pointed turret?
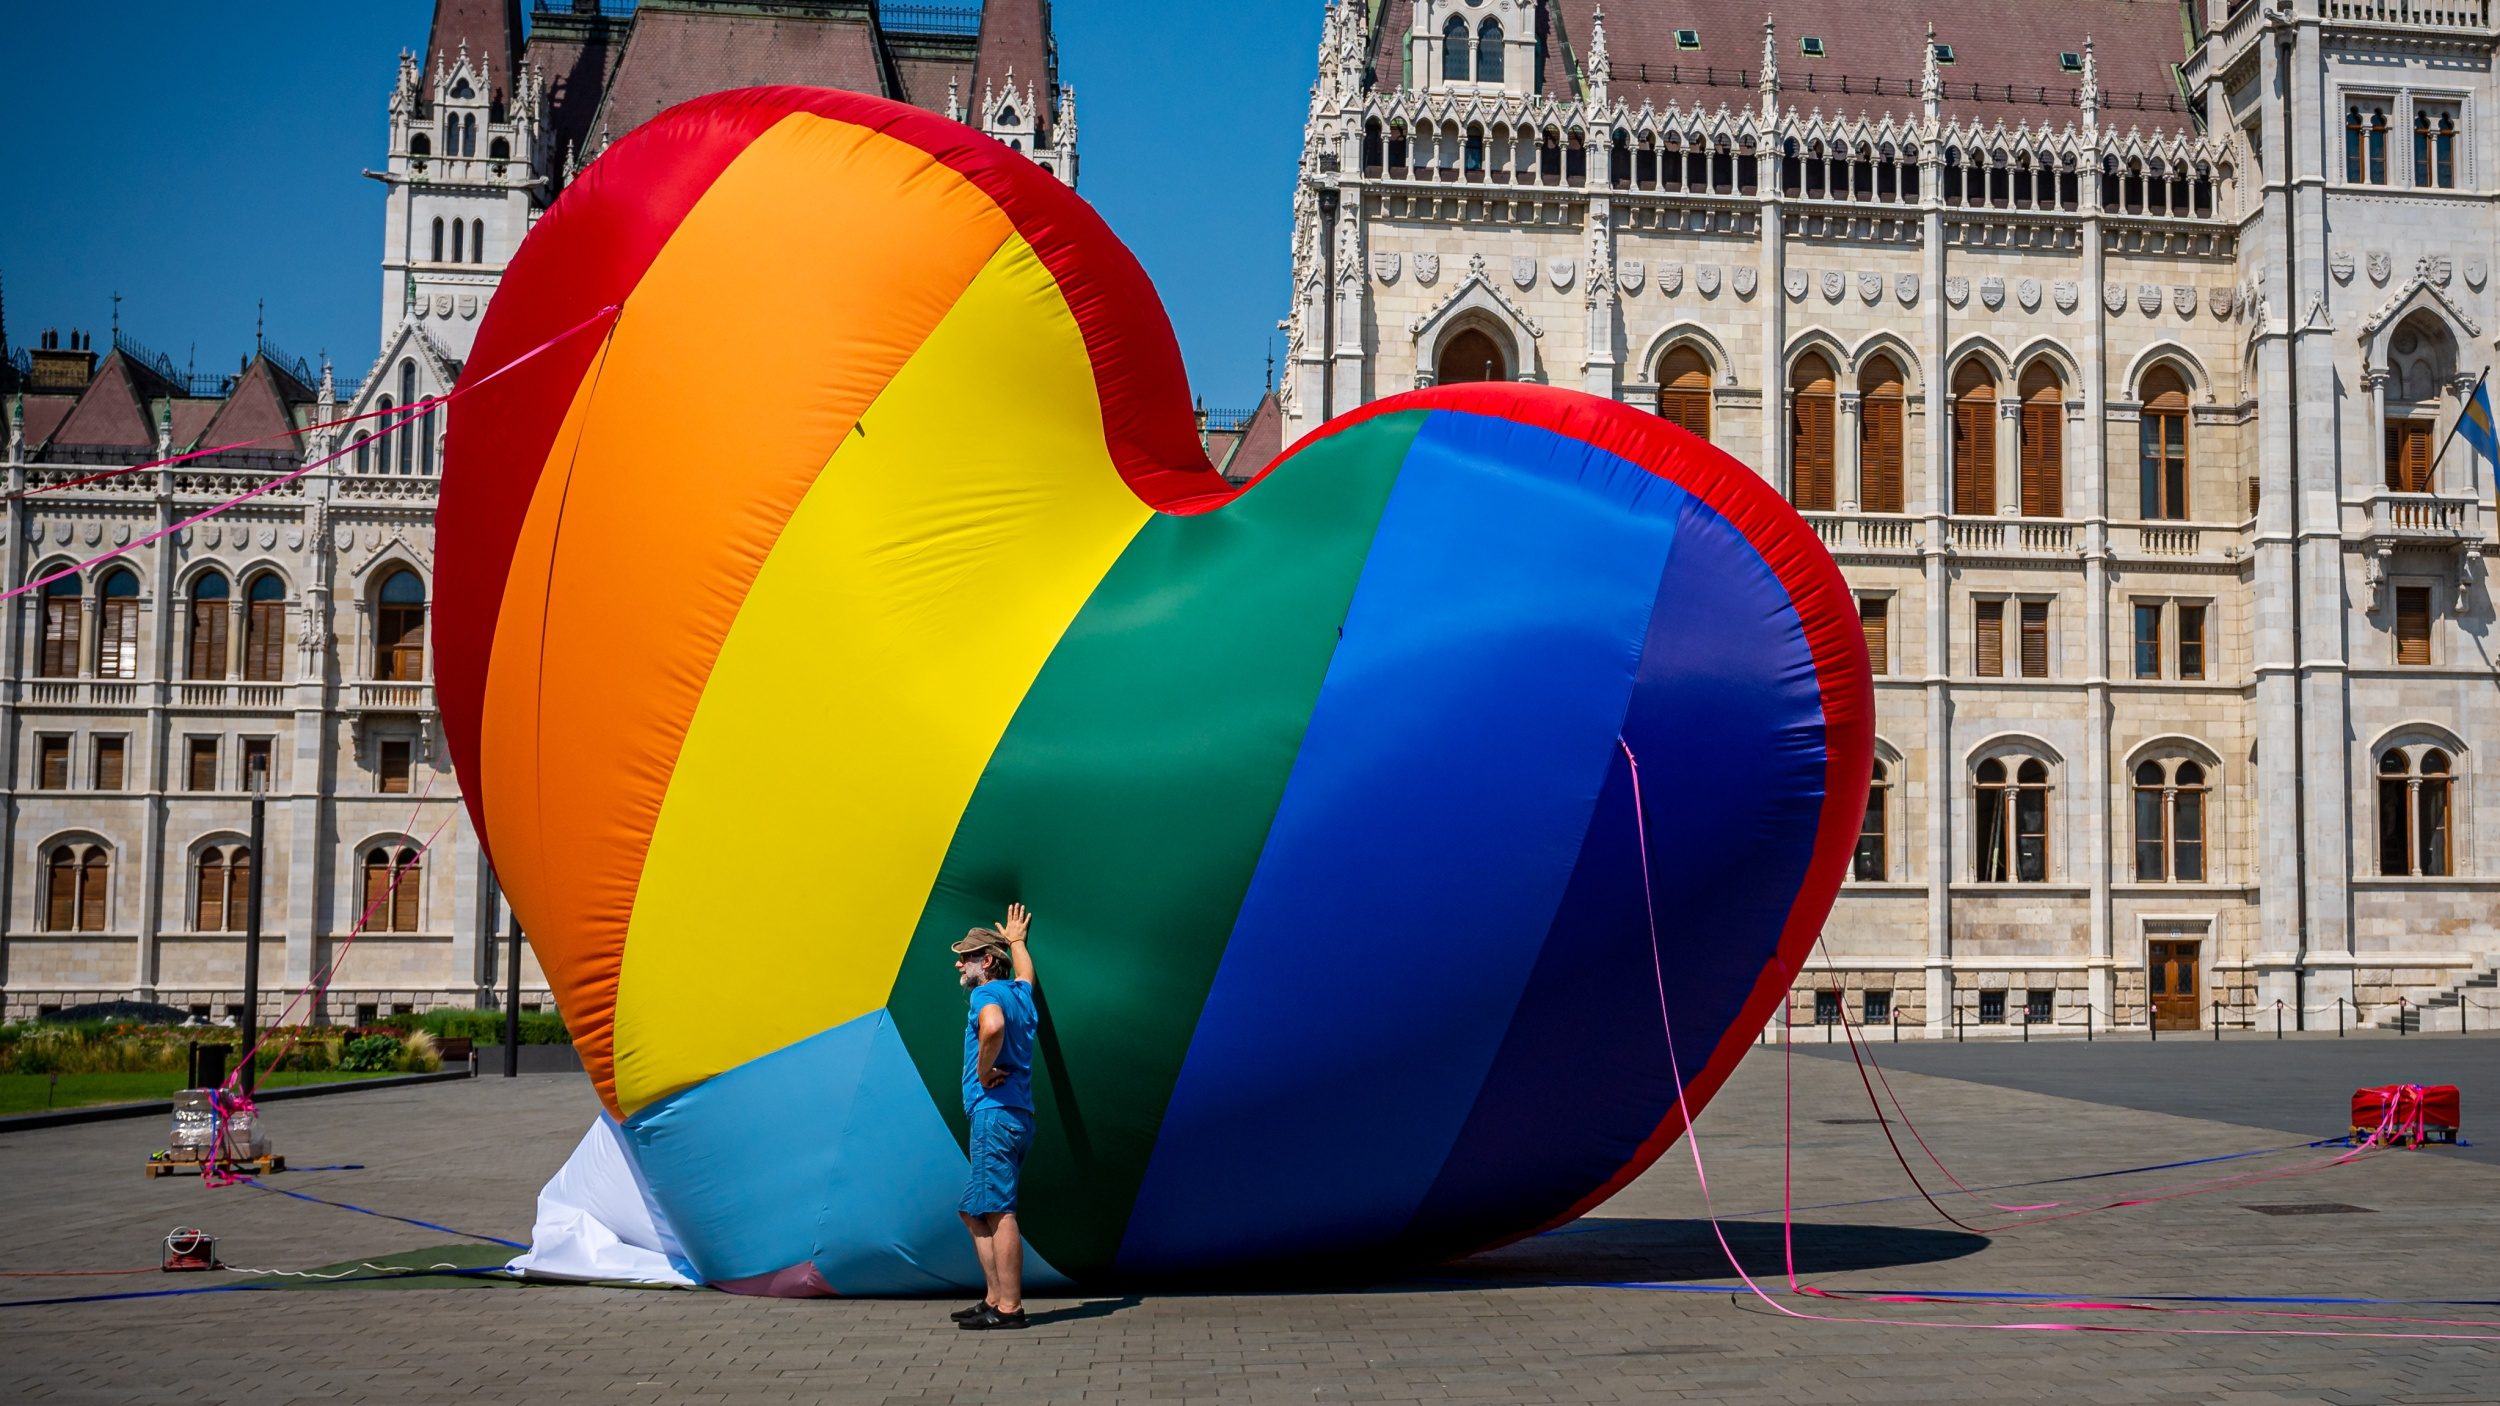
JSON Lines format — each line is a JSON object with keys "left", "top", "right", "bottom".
{"left": 421, "top": 0, "right": 525, "bottom": 115}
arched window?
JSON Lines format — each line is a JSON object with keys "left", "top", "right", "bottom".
{"left": 377, "top": 571, "right": 427, "bottom": 681}
{"left": 397, "top": 361, "right": 419, "bottom": 474}
{"left": 452, "top": 219, "right": 465, "bottom": 263}
{"left": 1950, "top": 360, "right": 1997, "bottom": 516}
{"left": 471, "top": 219, "right": 486, "bottom": 265}
{"left": 1464, "top": 124, "right": 1486, "bottom": 173}
{"left": 353, "top": 432, "right": 371, "bottom": 475}
{"left": 242, "top": 574, "right": 286, "bottom": 683}
{"left": 45, "top": 843, "right": 109, "bottom": 932}
{"left": 1475, "top": 18, "right": 1505, "bottom": 82}
{"left": 1858, "top": 356, "right": 1906, "bottom": 513}
{"left": 188, "top": 572, "right": 230, "bottom": 680}
{"left": 195, "top": 844, "right": 252, "bottom": 932}
{"left": 410, "top": 133, "right": 431, "bottom": 161}
{"left": 2378, "top": 746, "right": 2455, "bottom": 876}
{"left": 2018, "top": 363, "right": 2064, "bottom": 518}
{"left": 373, "top": 398, "right": 395, "bottom": 482}
{"left": 97, "top": 568, "right": 140, "bottom": 680}
{"left": 1854, "top": 756, "right": 1890, "bottom": 881}
{"left": 1657, "top": 346, "right": 1712, "bottom": 441}
{"left": 488, "top": 136, "right": 510, "bottom": 162}
{"left": 1789, "top": 352, "right": 1838, "bottom": 511}
{"left": 2346, "top": 106, "right": 2365, "bottom": 182}
{"left": 1975, "top": 756, "right": 2051, "bottom": 882}
{"left": 364, "top": 846, "right": 423, "bottom": 933}
{"left": 39, "top": 574, "right": 81, "bottom": 679}
{"left": 462, "top": 113, "right": 477, "bottom": 157}
{"left": 431, "top": 217, "right": 445, "bottom": 263}
{"left": 2138, "top": 365, "right": 2190, "bottom": 519}
{"left": 2433, "top": 113, "right": 2456, "bottom": 187}
{"left": 1442, "top": 16, "right": 1470, "bottom": 81}
{"left": 2132, "top": 758, "right": 2208, "bottom": 882}
{"left": 444, "top": 117, "right": 458, "bottom": 156}
{"left": 1435, "top": 326, "right": 1508, "bottom": 385}
{"left": 2367, "top": 106, "right": 2389, "bottom": 184}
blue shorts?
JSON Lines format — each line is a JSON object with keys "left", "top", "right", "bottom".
{"left": 961, "top": 1107, "right": 1035, "bottom": 1218}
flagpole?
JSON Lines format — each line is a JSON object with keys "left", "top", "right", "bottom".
{"left": 2423, "top": 363, "right": 2492, "bottom": 487}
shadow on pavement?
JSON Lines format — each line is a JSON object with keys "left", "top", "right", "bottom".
{"left": 1424, "top": 1217, "right": 1988, "bottom": 1288}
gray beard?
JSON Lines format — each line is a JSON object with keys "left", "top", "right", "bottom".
{"left": 959, "top": 969, "right": 982, "bottom": 991}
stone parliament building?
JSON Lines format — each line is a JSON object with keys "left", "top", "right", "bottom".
{"left": 4, "top": 0, "right": 2494, "bottom": 1035}
{"left": 1281, "top": 0, "right": 2498, "bottom": 1032}
{"left": 0, "top": 0, "right": 1075, "bottom": 1024}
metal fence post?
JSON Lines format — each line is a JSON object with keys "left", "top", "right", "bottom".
{"left": 2275, "top": 999, "right": 2283, "bottom": 1040}
{"left": 2212, "top": 1000, "right": 2221, "bottom": 1041}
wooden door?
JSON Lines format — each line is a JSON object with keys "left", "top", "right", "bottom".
{"left": 2148, "top": 939, "right": 2201, "bottom": 1031}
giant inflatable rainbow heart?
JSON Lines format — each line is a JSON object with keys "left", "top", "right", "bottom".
{"left": 438, "top": 87, "right": 1871, "bottom": 1294}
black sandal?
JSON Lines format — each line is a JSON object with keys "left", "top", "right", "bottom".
{"left": 958, "top": 1305, "right": 1028, "bottom": 1330}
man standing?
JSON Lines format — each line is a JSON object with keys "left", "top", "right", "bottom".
{"left": 951, "top": 901, "right": 1036, "bottom": 1330}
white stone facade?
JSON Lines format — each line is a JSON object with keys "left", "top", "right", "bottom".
{"left": 1283, "top": 0, "right": 2500, "bottom": 1032}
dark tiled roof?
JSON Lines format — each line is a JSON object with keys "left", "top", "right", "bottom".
{"left": 423, "top": 0, "right": 527, "bottom": 112}
{"left": 1370, "top": 1, "right": 2194, "bottom": 131}
{"left": 590, "top": 8, "right": 892, "bottom": 138}
{"left": 46, "top": 351, "right": 173, "bottom": 451}
{"left": 193, "top": 357, "right": 315, "bottom": 461}
{"left": 893, "top": 54, "right": 973, "bottom": 112}
{"left": 1220, "top": 393, "right": 1283, "bottom": 481}
{"left": 526, "top": 21, "right": 630, "bottom": 159}
{"left": 169, "top": 398, "right": 221, "bottom": 453}
{"left": 972, "top": 0, "right": 1056, "bottom": 141}
{"left": 20, "top": 395, "right": 75, "bottom": 452}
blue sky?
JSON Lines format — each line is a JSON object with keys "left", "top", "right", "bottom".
{"left": 0, "top": 2, "right": 1318, "bottom": 408}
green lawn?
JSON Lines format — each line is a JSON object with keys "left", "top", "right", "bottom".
{"left": 0, "top": 1069, "right": 409, "bottom": 1116}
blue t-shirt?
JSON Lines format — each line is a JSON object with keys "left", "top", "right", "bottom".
{"left": 962, "top": 978, "right": 1037, "bottom": 1115}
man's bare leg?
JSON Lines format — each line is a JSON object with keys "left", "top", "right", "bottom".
{"left": 992, "top": 1212, "right": 1024, "bottom": 1314}
{"left": 959, "top": 1212, "right": 998, "bottom": 1306}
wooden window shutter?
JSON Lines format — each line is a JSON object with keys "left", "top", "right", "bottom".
{"left": 197, "top": 853, "right": 225, "bottom": 932}
{"left": 1859, "top": 598, "right": 1889, "bottom": 675}
{"left": 79, "top": 852, "right": 107, "bottom": 931}
{"left": 189, "top": 739, "right": 218, "bottom": 792}
{"left": 391, "top": 855, "right": 421, "bottom": 933}
{"left": 1952, "top": 400, "right": 1995, "bottom": 515}
{"left": 1861, "top": 396, "right": 1904, "bottom": 513}
{"left": 1975, "top": 600, "right": 2004, "bottom": 676}
{"left": 94, "top": 738, "right": 124, "bottom": 791}
{"left": 41, "top": 600, "right": 78, "bottom": 679}
{"left": 39, "top": 738, "right": 68, "bottom": 791}
{"left": 245, "top": 601, "right": 285, "bottom": 682}
{"left": 2177, "top": 604, "right": 2207, "bottom": 680}
{"left": 363, "top": 855, "right": 390, "bottom": 926}
{"left": 2019, "top": 600, "right": 2050, "bottom": 678}
{"left": 189, "top": 605, "right": 228, "bottom": 680}
{"left": 2020, "top": 403, "right": 2062, "bottom": 517}
{"left": 2395, "top": 586, "right": 2432, "bottom": 665}
{"left": 46, "top": 854, "right": 75, "bottom": 931}
{"left": 226, "top": 852, "right": 252, "bottom": 933}
{"left": 379, "top": 740, "right": 412, "bottom": 794}
{"left": 2404, "top": 422, "right": 2433, "bottom": 492}
{"left": 1793, "top": 392, "right": 1836, "bottom": 510}
{"left": 99, "top": 600, "right": 139, "bottom": 680}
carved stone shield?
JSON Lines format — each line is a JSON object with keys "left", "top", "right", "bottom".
{"left": 1549, "top": 257, "right": 1576, "bottom": 291}
{"left": 1944, "top": 276, "right": 1970, "bottom": 307}
{"left": 2367, "top": 251, "right": 2391, "bottom": 285}
{"left": 1784, "top": 270, "right": 1808, "bottom": 300}
{"left": 1896, "top": 274, "right": 1920, "bottom": 305}
{"left": 459, "top": 295, "right": 479, "bottom": 319}
{"left": 2016, "top": 277, "right": 2041, "bottom": 311}
{"left": 1414, "top": 252, "right": 1441, "bottom": 286}
{"left": 1371, "top": 251, "right": 1400, "bottom": 283}
{"left": 1620, "top": 259, "right": 1643, "bottom": 294}
{"left": 2423, "top": 253, "right": 2453, "bottom": 287}
{"left": 1979, "top": 276, "right": 2005, "bottom": 310}
{"left": 434, "top": 293, "right": 454, "bottom": 317}
{"left": 2207, "top": 286, "right": 2234, "bottom": 319}
{"left": 2173, "top": 286, "right": 2197, "bottom": 317}
{"left": 1660, "top": 263, "right": 1684, "bottom": 295}
{"left": 1858, "top": 271, "right": 1883, "bottom": 304}
{"left": 1821, "top": 269, "right": 1846, "bottom": 302}
{"left": 1511, "top": 256, "right": 1538, "bottom": 290}
{"left": 2138, "top": 284, "right": 2162, "bottom": 315}
{"left": 2053, "top": 280, "right": 2078, "bottom": 313}
{"left": 2104, "top": 282, "right": 2127, "bottom": 314}
{"left": 1733, "top": 266, "right": 1758, "bottom": 297}
{"left": 1697, "top": 264, "right": 1723, "bottom": 296}
{"left": 2330, "top": 251, "right": 2355, "bottom": 284}
{"left": 2467, "top": 258, "right": 2488, "bottom": 290}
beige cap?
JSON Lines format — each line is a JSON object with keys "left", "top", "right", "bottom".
{"left": 950, "top": 929, "right": 1008, "bottom": 960}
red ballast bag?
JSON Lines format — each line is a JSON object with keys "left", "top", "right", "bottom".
{"left": 2351, "top": 1084, "right": 2461, "bottom": 1144}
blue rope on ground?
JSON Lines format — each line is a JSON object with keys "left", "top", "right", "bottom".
{"left": 235, "top": 1178, "right": 527, "bottom": 1250}
{"left": 0, "top": 1266, "right": 514, "bottom": 1311}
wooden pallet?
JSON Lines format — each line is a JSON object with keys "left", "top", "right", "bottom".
{"left": 144, "top": 1152, "right": 285, "bottom": 1179}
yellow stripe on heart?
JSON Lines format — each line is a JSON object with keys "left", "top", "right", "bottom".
{"left": 611, "top": 232, "right": 1155, "bottom": 1114}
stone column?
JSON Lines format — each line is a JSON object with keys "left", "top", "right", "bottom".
{"left": 1920, "top": 128, "right": 1954, "bottom": 1031}
{"left": 1839, "top": 391, "right": 1864, "bottom": 511}
{"left": 1330, "top": 186, "right": 1368, "bottom": 408}
{"left": 1997, "top": 396, "right": 2024, "bottom": 517}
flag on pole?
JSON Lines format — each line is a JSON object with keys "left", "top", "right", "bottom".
{"left": 2458, "top": 369, "right": 2499, "bottom": 472}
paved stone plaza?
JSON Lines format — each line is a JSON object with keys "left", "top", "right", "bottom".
{"left": 1, "top": 1035, "right": 2493, "bottom": 1404}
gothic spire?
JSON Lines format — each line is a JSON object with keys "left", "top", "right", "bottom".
{"left": 421, "top": 0, "right": 524, "bottom": 111}
{"left": 1759, "top": 17, "right": 1778, "bottom": 121}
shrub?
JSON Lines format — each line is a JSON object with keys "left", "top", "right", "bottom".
{"left": 338, "top": 1034, "right": 404, "bottom": 1072}
{"left": 414, "top": 1008, "right": 573, "bottom": 1045}
{"left": 393, "top": 1030, "right": 443, "bottom": 1074}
